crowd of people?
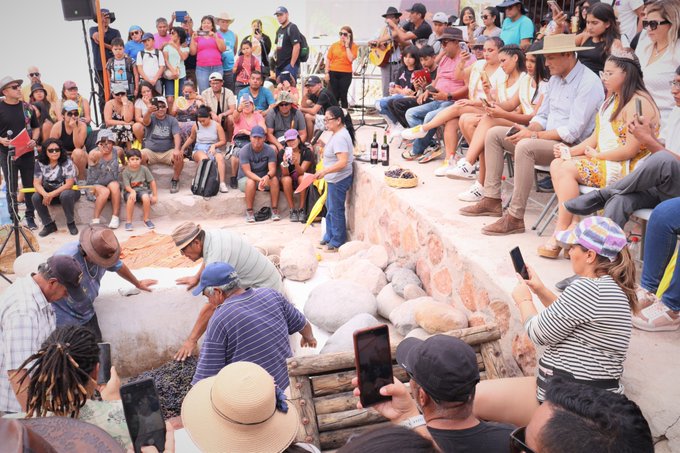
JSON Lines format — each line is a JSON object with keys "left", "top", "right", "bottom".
{"left": 1, "top": 1, "right": 679, "bottom": 452}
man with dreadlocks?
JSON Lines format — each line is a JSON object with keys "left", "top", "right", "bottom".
{"left": 0, "top": 255, "right": 83, "bottom": 414}
{"left": 8, "top": 325, "right": 132, "bottom": 449}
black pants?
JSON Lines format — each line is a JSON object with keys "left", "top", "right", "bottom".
{"left": 84, "top": 313, "right": 103, "bottom": 343}
{"left": 388, "top": 97, "right": 419, "bottom": 128}
{"left": 0, "top": 151, "right": 35, "bottom": 223}
{"left": 329, "top": 71, "right": 353, "bottom": 109}
{"left": 32, "top": 189, "right": 80, "bottom": 226}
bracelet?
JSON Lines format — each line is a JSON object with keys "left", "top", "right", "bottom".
{"left": 398, "top": 415, "right": 426, "bottom": 430}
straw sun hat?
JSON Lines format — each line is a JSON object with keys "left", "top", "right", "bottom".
{"left": 181, "top": 362, "right": 299, "bottom": 453}
{"left": 527, "top": 33, "right": 594, "bottom": 55}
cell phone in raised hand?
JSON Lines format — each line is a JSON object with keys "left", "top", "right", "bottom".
{"left": 354, "top": 324, "right": 393, "bottom": 407}
{"left": 97, "top": 342, "right": 111, "bottom": 385}
{"left": 510, "top": 247, "right": 530, "bottom": 280}
{"left": 548, "top": 0, "right": 563, "bottom": 14}
{"left": 459, "top": 41, "right": 470, "bottom": 53}
{"left": 120, "top": 378, "right": 166, "bottom": 453}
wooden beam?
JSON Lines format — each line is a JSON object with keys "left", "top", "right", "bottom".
{"left": 319, "top": 422, "right": 392, "bottom": 450}
{"left": 288, "top": 375, "right": 321, "bottom": 449}
{"left": 318, "top": 408, "right": 387, "bottom": 432}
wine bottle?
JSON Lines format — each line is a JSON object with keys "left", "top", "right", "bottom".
{"left": 380, "top": 134, "right": 389, "bottom": 166}
{"left": 370, "top": 132, "right": 379, "bottom": 165}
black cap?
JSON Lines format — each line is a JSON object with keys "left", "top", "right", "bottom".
{"left": 382, "top": 6, "right": 402, "bottom": 18}
{"left": 419, "top": 46, "right": 436, "bottom": 57}
{"left": 305, "top": 75, "right": 322, "bottom": 86}
{"left": 46, "top": 255, "right": 85, "bottom": 299}
{"left": 396, "top": 336, "right": 480, "bottom": 402}
{"left": 406, "top": 3, "right": 427, "bottom": 15}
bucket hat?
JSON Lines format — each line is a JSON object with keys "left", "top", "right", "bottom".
{"left": 79, "top": 225, "right": 121, "bottom": 267}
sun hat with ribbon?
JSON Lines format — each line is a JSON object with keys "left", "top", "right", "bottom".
{"left": 171, "top": 221, "right": 202, "bottom": 250}
{"left": 555, "top": 216, "right": 627, "bottom": 261}
{"left": 181, "top": 362, "right": 299, "bottom": 453}
{"left": 527, "top": 33, "right": 594, "bottom": 55}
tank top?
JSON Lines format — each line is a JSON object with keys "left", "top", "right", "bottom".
{"left": 468, "top": 60, "right": 505, "bottom": 100}
{"left": 196, "top": 36, "right": 223, "bottom": 67}
{"left": 60, "top": 121, "right": 76, "bottom": 151}
{"left": 496, "top": 72, "right": 526, "bottom": 104}
{"left": 196, "top": 120, "right": 219, "bottom": 144}
{"left": 578, "top": 37, "right": 606, "bottom": 75}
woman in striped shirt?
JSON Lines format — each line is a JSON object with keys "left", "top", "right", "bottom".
{"left": 473, "top": 216, "right": 637, "bottom": 427}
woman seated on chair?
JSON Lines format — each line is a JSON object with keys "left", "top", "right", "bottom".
{"left": 540, "top": 50, "right": 659, "bottom": 259}
{"left": 401, "top": 37, "right": 505, "bottom": 166}
{"left": 474, "top": 216, "right": 636, "bottom": 428}
{"left": 180, "top": 105, "right": 229, "bottom": 193}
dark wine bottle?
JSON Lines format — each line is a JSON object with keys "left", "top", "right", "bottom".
{"left": 370, "top": 132, "right": 379, "bottom": 165}
{"left": 380, "top": 134, "right": 389, "bottom": 166}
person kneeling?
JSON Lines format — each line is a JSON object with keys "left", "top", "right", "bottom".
{"left": 122, "top": 149, "right": 157, "bottom": 231}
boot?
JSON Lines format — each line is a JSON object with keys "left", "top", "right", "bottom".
{"left": 564, "top": 188, "right": 616, "bottom": 215}
{"left": 459, "top": 197, "right": 502, "bottom": 217}
{"left": 482, "top": 213, "right": 525, "bottom": 236}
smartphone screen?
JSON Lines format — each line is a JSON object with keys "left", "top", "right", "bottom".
{"left": 459, "top": 42, "right": 470, "bottom": 53}
{"left": 481, "top": 98, "right": 491, "bottom": 108}
{"left": 97, "top": 343, "right": 111, "bottom": 385}
{"left": 506, "top": 126, "right": 520, "bottom": 137}
{"left": 121, "top": 379, "right": 166, "bottom": 453}
{"left": 548, "top": 0, "right": 563, "bottom": 14}
{"left": 354, "top": 325, "right": 393, "bottom": 407}
{"left": 635, "top": 98, "right": 643, "bottom": 117}
{"left": 510, "top": 247, "right": 530, "bottom": 280}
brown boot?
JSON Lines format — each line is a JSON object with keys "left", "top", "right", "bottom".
{"left": 459, "top": 197, "right": 502, "bottom": 217}
{"left": 482, "top": 213, "right": 525, "bottom": 236}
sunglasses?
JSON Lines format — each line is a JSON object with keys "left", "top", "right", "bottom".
{"left": 65, "top": 111, "right": 79, "bottom": 117}
{"left": 46, "top": 147, "right": 61, "bottom": 153}
{"left": 481, "top": 14, "right": 490, "bottom": 19}
{"left": 131, "top": 30, "right": 141, "bottom": 35}
{"left": 339, "top": 32, "right": 349, "bottom": 37}
{"left": 29, "top": 72, "right": 41, "bottom": 77}
{"left": 99, "top": 139, "right": 114, "bottom": 145}
{"left": 6, "top": 84, "right": 20, "bottom": 91}
{"left": 114, "top": 92, "right": 126, "bottom": 96}
{"left": 642, "top": 19, "right": 670, "bottom": 30}
{"left": 278, "top": 102, "right": 291, "bottom": 107}
{"left": 509, "top": 427, "right": 536, "bottom": 453}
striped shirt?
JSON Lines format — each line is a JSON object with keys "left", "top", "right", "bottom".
{"left": 525, "top": 275, "right": 631, "bottom": 398}
{"left": 0, "top": 276, "right": 56, "bottom": 412}
{"left": 192, "top": 288, "right": 306, "bottom": 389}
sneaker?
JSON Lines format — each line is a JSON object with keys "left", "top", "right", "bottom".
{"left": 401, "top": 125, "right": 428, "bottom": 140}
{"left": 144, "top": 220, "right": 155, "bottom": 229}
{"left": 290, "top": 209, "right": 299, "bottom": 222}
{"left": 537, "top": 176, "right": 554, "bottom": 192}
{"left": 170, "top": 179, "right": 179, "bottom": 194}
{"left": 92, "top": 218, "right": 101, "bottom": 224}
{"left": 230, "top": 176, "right": 238, "bottom": 190}
{"left": 418, "top": 147, "right": 443, "bottom": 163}
{"left": 219, "top": 182, "right": 229, "bottom": 193}
{"left": 272, "top": 209, "right": 281, "bottom": 221}
{"left": 447, "top": 158, "right": 476, "bottom": 179}
{"left": 299, "top": 210, "right": 307, "bottom": 223}
{"left": 401, "top": 150, "right": 419, "bottom": 161}
{"left": 67, "top": 222, "right": 78, "bottom": 235}
{"left": 125, "top": 222, "right": 133, "bottom": 231}
{"left": 635, "top": 285, "right": 659, "bottom": 311}
{"left": 388, "top": 124, "right": 404, "bottom": 140}
{"left": 632, "top": 300, "right": 680, "bottom": 332}
{"left": 434, "top": 157, "right": 455, "bottom": 177}
{"left": 458, "top": 181, "right": 484, "bottom": 202}
{"left": 108, "top": 216, "right": 120, "bottom": 229}
{"left": 25, "top": 218, "right": 38, "bottom": 230}
{"left": 246, "top": 210, "right": 255, "bottom": 223}
{"left": 38, "top": 222, "right": 58, "bottom": 237}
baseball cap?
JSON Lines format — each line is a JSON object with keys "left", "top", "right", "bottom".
{"left": 112, "top": 85, "right": 127, "bottom": 94}
{"left": 62, "top": 100, "right": 79, "bottom": 112}
{"left": 192, "top": 262, "right": 239, "bottom": 296}
{"left": 250, "top": 125, "right": 266, "bottom": 138}
{"left": 209, "top": 72, "right": 223, "bottom": 81}
{"left": 432, "top": 12, "right": 448, "bottom": 23}
{"left": 305, "top": 75, "right": 322, "bottom": 86}
{"left": 141, "top": 32, "right": 154, "bottom": 41}
{"left": 153, "top": 96, "right": 167, "bottom": 106}
{"left": 396, "top": 335, "right": 480, "bottom": 402}
{"left": 46, "top": 255, "right": 85, "bottom": 299}
{"left": 406, "top": 3, "right": 427, "bottom": 15}
{"left": 555, "top": 216, "right": 627, "bottom": 261}
{"left": 274, "top": 6, "right": 289, "bottom": 15}
{"left": 63, "top": 80, "right": 78, "bottom": 90}
{"left": 96, "top": 129, "right": 115, "bottom": 143}
{"left": 284, "top": 129, "right": 299, "bottom": 141}
{"left": 472, "top": 36, "right": 488, "bottom": 48}
{"left": 239, "top": 93, "right": 253, "bottom": 106}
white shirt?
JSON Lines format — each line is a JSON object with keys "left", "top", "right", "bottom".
{"left": 614, "top": 0, "right": 644, "bottom": 42}
{"left": 660, "top": 105, "right": 680, "bottom": 156}
{"left": 0, "top": 276, "right": 55, "bottom": 412}
{"left": 136, "top": 48, "right": 166, "bottom": 78}
{"left": 636, "top": 32, "right": 680, "bottom": 126}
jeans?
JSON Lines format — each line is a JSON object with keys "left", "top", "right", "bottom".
{"left": 376, "top": 94, "right": 404, "bottom": 125}
{"left": 406, "top": 100, "right": 452, "bottom": 155}
{"left": 641, "top": 197, "right": 680, "bottom": 311}
{"left": 32, "top": 189, "right": 81, "bottom": 226}
{"left": 323, "top": 173, "right": 353, "bottom": 248}
{"left": 277, "top": 64, "right": 300, "bottom": 81}
{"left": 0, "top": 150, "right": 35, "bottom": 223}
{"left": 162, "top": 77, "right": 186, "bottom": 97}
{"left": 196, "top": 65, "right": 224, "bottom": 92}
{"left": 222, "top": 71, "right": 235, "bottom": 93}
{"left": 388, "top": 97, "right": 418, "bottom": 128}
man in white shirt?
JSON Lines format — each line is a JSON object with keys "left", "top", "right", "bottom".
{"left": 614, "top": 0, "right": 645, "bottom": 42}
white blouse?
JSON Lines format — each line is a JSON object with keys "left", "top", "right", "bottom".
{"left": 635, "top": 32, "right": 680, "bottom": 126}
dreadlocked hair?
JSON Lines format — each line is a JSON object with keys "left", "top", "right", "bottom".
{"left": 18, "top": 325, "right": 99, "bottom": 418}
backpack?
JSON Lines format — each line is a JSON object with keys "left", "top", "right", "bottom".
{"left": 191, "top": 158, "right": 219, "bottom": 197}
{"left": 287, "top": 25, "right": 310, "bottom": 63}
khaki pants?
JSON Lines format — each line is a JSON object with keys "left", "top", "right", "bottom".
{"left": 484, "top": 126, "right": 558, "bottom": 219}
{"left": 142, "top": 148, "right": 175, "bottom": 166}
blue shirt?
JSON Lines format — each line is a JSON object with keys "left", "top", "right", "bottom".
{"left": 53, "top": 242, "right": 123, "bottom": 326}
{"left": 125, "top": 40, "right": 145, "bottom": 62}
{"left": 531, "top": 60, "right": 605, "bottom": 144}
{"left": 192, "top": 288, "right": 307, "bottom": 389}
{"left": 500, "top": 15, "right": 534, "bottom": 46}
{"left": 217, "top": 29, "right": 237, "bottom": 71}
{"left": 237, "top": 87, "right": 275, "bottom": 112}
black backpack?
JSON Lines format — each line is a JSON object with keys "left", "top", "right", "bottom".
{"left": 191, "top": 158, "right": 219, "bottom": 197}
{"left": 287, "top": 25, "right": 310, "bottom": 63}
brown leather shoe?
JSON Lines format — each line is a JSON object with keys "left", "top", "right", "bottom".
{"left": 482, "top": 213, "right": 525, "bottom": 235}
{"left": 459, "top": 197, "right": 502, "bottom": 217}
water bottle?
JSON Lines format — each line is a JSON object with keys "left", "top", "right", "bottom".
{"left": 629, "top": 236, "right": 643, "bottom": 277}
{"left": 0, "top": 184, "right": 10, "bottom": 225}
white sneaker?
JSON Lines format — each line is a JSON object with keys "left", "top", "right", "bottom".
{"left": 219, "top": 182, "right": 229, "bottom": 193}
{"left": 632, "top": 300, "right": 680, "bottom": 331}
{"left": 446, "top": 158, "right": 476, "bottom": 179}
{"left": 458, "top": 181, "right": 484, "bottom": 202}
{"left": 401, "top": 125, "right": 428, "bottom": 140}
{"left": 434, "top": 157, "right": 455, "bottom": 177}
{"left": 108, "top": 216, "right": 120, "bottom": 229}
{"left": 91, "top": 218, "right": 100, "bottom": 224}
{"left": 388, "top": 124, "right": 405, "bottom": 140}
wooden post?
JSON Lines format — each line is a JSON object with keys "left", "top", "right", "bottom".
{"left": 288, "top": 374, "right": 321, "bottom": 449}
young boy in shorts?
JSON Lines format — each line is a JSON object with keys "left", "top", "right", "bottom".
{"left": 122, "top": 149, "right": 157, "bottom": 230}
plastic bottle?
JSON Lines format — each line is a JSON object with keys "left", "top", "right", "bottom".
{"left": 0, "top": 184, "right": 10, "bottom": 225}
{"left": 629, "top": 236, "right": 643, "bottom": 277}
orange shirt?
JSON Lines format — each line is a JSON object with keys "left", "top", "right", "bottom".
{"left": 327, "top": 41, "right": 358, "bottom": 73}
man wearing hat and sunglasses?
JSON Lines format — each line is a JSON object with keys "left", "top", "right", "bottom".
{"left": 21, "top": 66, "right": 58, "bottom": 105}
{"left": 52, "top": 225, "right": 157, "bottom": 342}
{"left": 0, "top": 254, "right": 83, "bottom": 413}
{"left": 266, "top": 91, "right": 307, "bottom": 151}
{"left": 353, "top": 335, "right": 514, "bottom": 452}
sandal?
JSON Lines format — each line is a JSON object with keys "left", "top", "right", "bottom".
{"left": 537, "top": 242, "right": 563, "bottom": 259}
{"left": 401, "top": 150, "right": 418, "bottom": 160}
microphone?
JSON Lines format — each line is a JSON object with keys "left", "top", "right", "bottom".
{"left": 6, "top": 130, "right": 13, "bottom": 140}
{"left": 6, "top": 130, "right": 15, "bottom": 159}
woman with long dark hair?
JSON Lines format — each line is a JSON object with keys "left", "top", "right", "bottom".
{"left": 474, "top": 6, "right": 502, "bottom": 39}
{"left": 133, "top": 80, "right": 160, "bottom": 141}
{"left": 190, "top": 15, "right": 226, "bottom": 92}
{"left": 458, "top": 6, "right": 478, "bottom": 42}
{"left": 542, "top": 50, "right": 660, "bottom": 258}
{"left": 324, "top": 26, "right": 358, "bottom": 109}
{"left": 575, "top": 3, "right": 623, "bottom": 74}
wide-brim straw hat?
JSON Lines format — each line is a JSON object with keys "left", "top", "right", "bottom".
{"left": 171, "top": 222, "right": 201, "bottom": 250}
{"left": 182, "top": 362, "right": 299, "bottom": 453}
{"left": 79, "top": 225, "right": 121, "bottom": 268}
{"left": 527, "top": 34, "right": 594, "bottom": 55}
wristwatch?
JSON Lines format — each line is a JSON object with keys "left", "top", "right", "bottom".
{"left": 531, "top": 132, "right": 538, "bottom": 139}
{"left": 398, "top": 415, "right": 426, "bottom": 430}
{"left": 447, "top": 93, "right": 453, "bottom": 101}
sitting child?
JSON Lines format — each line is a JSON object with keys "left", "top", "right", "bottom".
{"left": 122, "top": 149, "right": 157, "bottom": 230}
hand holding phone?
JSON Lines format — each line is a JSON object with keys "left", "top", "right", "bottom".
{"left": 510, "top": 247, "right": 530, "bottom": 280}
{"left": 354, "top": 325, "right": 394, "bottom": 407}
{"left": 548, "top": 0, "right": 563, "bottom": 14}
{"left": 121, "top": 379, "right": 166, "bottom": 453}
{"left": 506, "top": 125, "right": 521, "bottom": 137}
{"left": 97, "top": 343, "right": 111, "bottom": 385}
{"left": 635, "top": 98, "right": 643, "bottom": 118}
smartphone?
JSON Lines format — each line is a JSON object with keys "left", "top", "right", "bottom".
{"left": 425, "top": 84, "right": 439, "bottom": 93}
{"left": 353, "top": 325, "right": 393, "bottom": 407}
{"left": 459, "top": 42, "right": 470, "bottom": 53}
{"left": 481, "top": 98, "right": 491, "bottom": 108}
{"left": 175, "top": 11, "right": 188, "bottom": 23}
{"left": 120, "top": 379, "right": 166, "bottom": 453}
{"left": 548, "top": 0, "right": 563, "bottom": 14}
{"left": 510, "top": 247, "right": 530, "bottom": 280}
{"left": 197, "top": 30, "right": 208, "bottom": 37}
{"left": 635, "top": 98, "right": 643, "bottom": 117}
{"left": 506, "top": 126, "right": 520, "bottom": 137}
{"left": 97, "top": 343, "right": 111, "bottom": 385}
{"left": 559, "top": 144, "right": 571, "bottom": 160}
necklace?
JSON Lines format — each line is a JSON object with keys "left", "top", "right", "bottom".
{"left": 653, "top": 43, "right": 669, "bottom": 57}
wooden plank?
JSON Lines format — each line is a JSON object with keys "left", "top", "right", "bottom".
{"left": 320, "top": 422, "right": 392, "bottom": 450}
{"left": 287, "top": 324, "right": 501, "bottom": 377}
{"left": 311, "top": 365, "right": 409, "bottom": 397}
{"left": 480, "top": 339, "right": 515, "bottom": 379}
{"left": 314, "top": 390, "right": 358, "bottom": 415}
{"left": 318, "top": 408, "right": 387, "bottom": 432}
{"left": 288, "top": 375, "right": 321, "bottom": 449}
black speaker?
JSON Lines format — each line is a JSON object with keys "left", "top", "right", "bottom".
{"left": 61, "top": 0, "right": 96, "bottom": 21}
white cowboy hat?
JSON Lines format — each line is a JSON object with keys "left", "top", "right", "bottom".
{"left": 527, "top": 34, "right": 594, "bottom": 55}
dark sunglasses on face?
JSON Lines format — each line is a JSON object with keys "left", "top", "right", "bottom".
{"left": 65, "top": 111, "right": 79, "bottom": 117}
{"left": 481, "top": 15, "right": 490, "bottom": 19}
{"left": 642, "top": 19, "right": 670, "bottom": 30}
{"left": 339, "top": 32, "right": 349, "bottom": 36}
{"left": 115, "top": 92, "right": 126, "bottom": 96}
{"left": 46, "top": 147, "right": 61, "bottom": 153}
{"left": 29, "top": 72, "right": 40, "bottom": 77}
{"left": 509, "top": 427, "right": 536, "bottom": 453}
{"left": 279, "top": 102, "right": 291, "bottom": 107}
{"left": 6, "top": 85, "right": 20, "bottom": 90}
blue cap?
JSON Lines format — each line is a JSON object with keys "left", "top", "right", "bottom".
{"left": 275, "top": 6, "right": 288, "bottom": 15}
{"left": 129, "top": 25, "right": 142, "bottom": 33}
{"left": 250, "top": 125, "right": 266, "bottom": 138}
{"left": 192, "top": 262, "right": 239, "bottom": 296}
{"left": 142, "top": 32, "right": 154, "bottom": 41}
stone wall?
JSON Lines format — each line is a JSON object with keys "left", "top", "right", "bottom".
{"left": 347, "top": 165, "right": 537, "bottom": 377}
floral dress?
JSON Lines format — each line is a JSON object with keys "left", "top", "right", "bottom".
{"left": 109, "top": 108, "right": 134, "bottom": 145}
